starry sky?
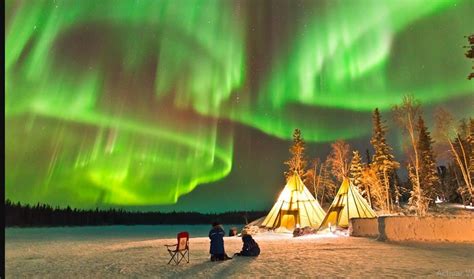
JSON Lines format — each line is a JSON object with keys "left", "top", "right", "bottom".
{"left": 5, "top": 0, "right": 474, "bottom": 212}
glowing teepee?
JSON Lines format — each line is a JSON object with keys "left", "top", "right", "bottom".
{"left": 318, "top": 177, "right": 376, "bottom": 230}
{"left": 261, "top": 172, "right": 326, "bottom": 231}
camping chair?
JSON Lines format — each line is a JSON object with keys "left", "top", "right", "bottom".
{"left": 165, "top": 231, "right": 189, "bottom": 265}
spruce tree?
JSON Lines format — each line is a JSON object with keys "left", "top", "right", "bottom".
{"left": 284, "top": 128, "right": 307, "bottom": 178}
{"left": 370, "top": 108, "right": 400, "bottom": 211}
{"left": 417, "top": 116, "right": 440, "bottom": 204}
{"left": 349, "top": 150, "right": 364, "bottom": 189}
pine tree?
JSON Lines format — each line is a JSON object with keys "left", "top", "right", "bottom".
{"left": 349, "top": 150, "right": 364, "bottom": 189}
{"left": 370, "top": 108, "right": 400, "bottom": 211}
{"left": 284, "top": 128, "right": 307, "bottom": 179}
{"left": 417, "top": 116, "right": 440, "bottom": 204}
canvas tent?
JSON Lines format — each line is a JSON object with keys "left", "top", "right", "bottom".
{"left": 318, "top": 177, "right": 376, "bottom": 230}
{"left": 261, "top": 173, "right": 326, "bottom": 231}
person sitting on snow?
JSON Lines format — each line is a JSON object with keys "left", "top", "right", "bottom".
{"left": 209, "top": 222, "right": 232, "bottom": 261}
{"left": 234, "top": 233, "right": 260, "bottom": 257}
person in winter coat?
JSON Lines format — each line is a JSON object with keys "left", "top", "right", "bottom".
{"left": 234, "top": 234, "right": 260, "bottom": 257}
{"left": 209, "top": 222, "right": 232, "bottom": 261}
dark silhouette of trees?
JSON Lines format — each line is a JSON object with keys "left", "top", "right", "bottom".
{"left": 4, "top": 200, "right": 266, "bottom": 227}
{"left": 435, "top": 108, "right": 473, "bottom": 204}
{"left": 417, "top": 115, "right": 440, "bottom": 205}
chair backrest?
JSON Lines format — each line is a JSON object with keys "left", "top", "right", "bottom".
{"left": 177, "top": 231, "right": 189, "bottom": 251}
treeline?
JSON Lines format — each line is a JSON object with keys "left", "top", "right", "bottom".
{"left": 5, "top": 200, "right": 267, "bottom": 227}
{"left": 286, "top": 94, "right": 473, "bottom": 216}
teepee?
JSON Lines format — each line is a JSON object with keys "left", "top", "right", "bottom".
{"left": 261, "top": 172, "right": 326, "bottom": 231}
{"left": 318, "top": 177, "right": 376, "bottom": 230}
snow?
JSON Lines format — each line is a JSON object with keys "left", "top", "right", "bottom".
{"left": 6, "top": 229, "right": 474, "bottom": 278}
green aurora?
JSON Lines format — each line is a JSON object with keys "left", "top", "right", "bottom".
{"left": 5, "top": 0, "right": 474, "bottom": 209}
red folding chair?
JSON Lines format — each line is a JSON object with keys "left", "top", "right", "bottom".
{"left": 165, "top": 232, "right": 189, "bottom": 265}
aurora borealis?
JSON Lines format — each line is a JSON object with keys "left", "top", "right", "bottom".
{"left": 5, "top": 0, "right": 474, "bottom": 212}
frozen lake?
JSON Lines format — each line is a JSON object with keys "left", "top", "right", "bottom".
{"left": 6, "top": 224, "right": 245, "bottom": 243}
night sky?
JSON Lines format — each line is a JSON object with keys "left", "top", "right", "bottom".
{"left": 5, "top": 0, "right": 474, "bottom": 212}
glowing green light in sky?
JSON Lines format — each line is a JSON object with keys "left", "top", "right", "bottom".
{"left": 5, "top": 0, "right": 473, "bottom": 208}
{"left": 239, "top": 0, "right": 473, "bottom": 140}
{"left": 6, "top": 0, "right": 240, "bottom": 207}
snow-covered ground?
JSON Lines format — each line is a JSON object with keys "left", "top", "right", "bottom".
{"left": 6, "top": 230, "right": 474, "bottom": 278}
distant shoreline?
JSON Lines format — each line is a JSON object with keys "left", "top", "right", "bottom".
{"left": 5, "top": 223, "right": 248, "bottom": 229}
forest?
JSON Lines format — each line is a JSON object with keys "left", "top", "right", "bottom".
{"left": 5, "top": 199, "right": 266, "bottom": 227}
{"left": 287, "top": 95, "right": 473, "bottom": 216}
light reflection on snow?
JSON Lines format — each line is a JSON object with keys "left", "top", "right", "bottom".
{"left": 252, "top": 230, "right": 348, "bottom": 241}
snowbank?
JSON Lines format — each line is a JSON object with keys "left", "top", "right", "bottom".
{"left": 380, "top": 216, "right": 474, "bottom": 243}
{"left": 350, "top": 216, "right": 474, "bottom": 243}
{"left": 348, "top": 218, "right": 378, "bottom": 238}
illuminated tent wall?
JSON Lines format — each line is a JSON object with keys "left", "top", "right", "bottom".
{"left": 261, "top": 173, "right": 326, "bottom": 232}
{"left": 318, "top": 177, "right": 376, "bottom": 230}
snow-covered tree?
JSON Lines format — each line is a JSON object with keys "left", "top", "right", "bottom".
{"left": 360, "top": 165, "right": 385, "bottom": 210}
{"left": 392, "top": 95, "right": 425, "bottom": 215}
{"left": 370, "top": 108, "right": 400, "bottom": 211}
{"left": 407, "top": 163, "right": 429, "bottom": 215}
{"left": 349, "top": 150, "right": 364, "bottom": 189}
{"left": 284, "top": 128, "right": 307, "bottom": 179}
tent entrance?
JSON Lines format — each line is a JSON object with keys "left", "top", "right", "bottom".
{"left": 325, "top": 206, "right": 344, "bottom": 228}
{"left": 278, "top": 210, "right": 299, "bottom": 230}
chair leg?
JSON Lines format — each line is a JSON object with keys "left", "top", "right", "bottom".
{"left": 169, "top": 250, "right": 190, "bottom": 265}
{"left": 176, "top": 251, "right": 185, "bottom": 265}
{"left": 168, "top": 252, "right": 177, "bottom": 265}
